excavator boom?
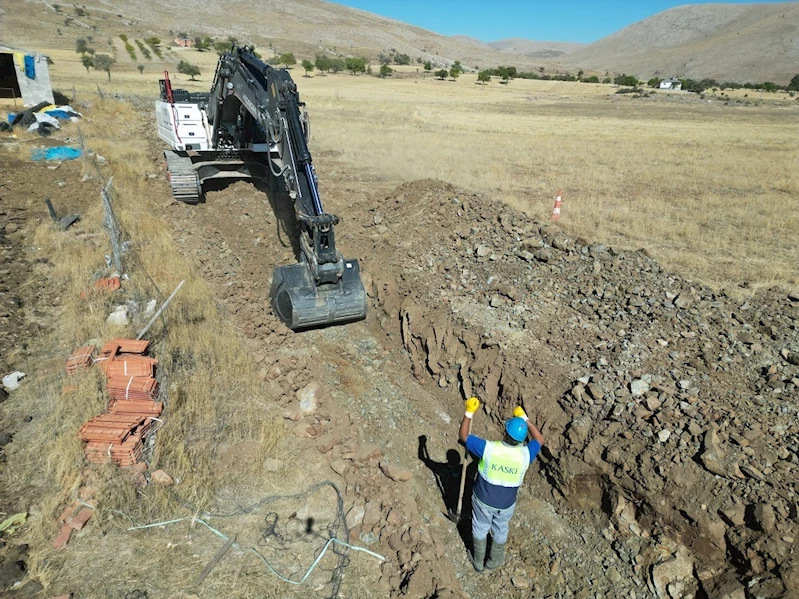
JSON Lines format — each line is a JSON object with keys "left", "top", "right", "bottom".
{"left": 155, "top": 46, "right": 366, "bottom": 329}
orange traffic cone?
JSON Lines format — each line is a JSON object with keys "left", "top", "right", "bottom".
{"left": 551, "top": 190, "right": 563, "bottom": 221}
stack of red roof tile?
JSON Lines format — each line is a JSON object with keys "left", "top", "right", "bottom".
{"left": 80, "top": 413, "right": 156, "bottom": 466}
{"left": 94, "top": 277, "right": 122, "bottom": 292}
{"left": 65, "top": 345, "right": 96, "bottom": 376}
{"left": 72, "top": 338, "right": 164, "bottom": 468}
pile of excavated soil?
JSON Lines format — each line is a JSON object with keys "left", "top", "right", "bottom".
{"left": 361, "top": 179, "right": 799, "bottom": 598}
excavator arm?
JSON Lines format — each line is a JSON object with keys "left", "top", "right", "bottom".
{"left": 204, "top": 46, "right": 366, "bottom": 329}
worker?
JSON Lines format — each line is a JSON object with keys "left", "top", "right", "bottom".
{"left": 459, "top": 399, "right": 544, "bottom": 572}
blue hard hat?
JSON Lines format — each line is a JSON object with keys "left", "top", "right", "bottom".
{"left": 505, "top": 417, "right": 528, "bottom": 442}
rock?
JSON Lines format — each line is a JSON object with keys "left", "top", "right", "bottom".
{"left": 315, "top": 433, "right": 341, "bottom": 454}
{"left": 353, "top": 444, "right": 381, "bottom": 461}
{"left": 699, "top": 427, "right": 728, "bottom": 477}
{"left": 296, "top": 382, "right": 321, "bottom": 414}
{"left": 606, "top": 567, "right": 622, "bottom": 583}
{"left": 0, "top": 432, "right": 12, "bottom": 446}
{"left": 721, "top": 505, "right": 746, "bottom": 527}
{"left": 106, "top": 305, "right": 129, "bottom": 326}
{"left": 511, "top": 574, "right": 530, "bottom": 589}
{"left": 631, "top": 379, "right": 650, "bottom": 396}
{"left": 754, "top": 503, "right": 776, "bottom": 533}
{"left": 651, "top": 550, "right": 696, "bottom": 599}
{"left": 362, "top": 501, "right": 382, "bottom": 528}
{"left": 380, "top": 462, "right": 412, "bottom": 482}
{"left": 658, "top": 430, "right": 672, "bottom": 443}
{"left": 329, "top": 459, "right": 348, "bottom": 477}
{"left": 150, "top": 469, "right": 174, "bottom": 486}
{"left": 475, "top": 245, "right": 491, "bottom": 258}
{"left": 346, "top": 504, "right": 365, "bottom": 528}
{"left": 674, "top": 294, "right": 693, "bottom": 309}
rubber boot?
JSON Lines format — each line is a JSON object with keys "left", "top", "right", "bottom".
{"left": 485, "top": 542, "right": 506, "bottom": 570}
{"left": 470, "top": 537, "right": 487, "bottom": 573}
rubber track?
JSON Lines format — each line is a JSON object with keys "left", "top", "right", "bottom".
{"left": 164, "top": 151, "right": 201, "bottom": 204}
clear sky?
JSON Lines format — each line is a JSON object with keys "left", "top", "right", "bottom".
{"left": 327, "top": 1, "right": 794, "bottom": 44}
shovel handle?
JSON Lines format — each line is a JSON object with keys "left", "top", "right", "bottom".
{"left": 455, "top": 416, "right": 472, "bottom": 516}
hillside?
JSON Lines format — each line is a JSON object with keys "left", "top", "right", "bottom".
{"left": 0, "top": 0, "right": 545, "bottom": 71}
{"left": 562, "top": 2, "right": 799, "bottom": 83}
{"left": 488, "top": 38, "right": 585, "bottom": 59}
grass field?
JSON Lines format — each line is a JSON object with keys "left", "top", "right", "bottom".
{"left": 38, "top": 47, "right": 799, "bottom": 291}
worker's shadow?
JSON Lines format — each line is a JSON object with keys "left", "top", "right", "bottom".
{"left": 417, "top": 435, "right": 477, "bottom": 548}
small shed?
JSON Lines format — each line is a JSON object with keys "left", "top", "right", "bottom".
{"left": 0, "top": 44, "right": 54, "bottom": 107}
{"left": 659, "top": 78, "right": 683, "bottom": 91}
{"left": 174, "top": 37, "right": 193, "bottom": 48}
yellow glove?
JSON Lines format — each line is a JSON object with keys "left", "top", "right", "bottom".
{"left": 464, "top": 397, "right": 480, "bottom": 417}
{"left": 513, "top": 406, "right": 529, "bottom": 420}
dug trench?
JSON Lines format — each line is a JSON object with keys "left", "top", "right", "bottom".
{"left": 150, "top": 95, "right": 799, "bottom": 599}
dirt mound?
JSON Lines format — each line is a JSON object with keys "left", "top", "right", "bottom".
{"left": 364, "top": 178, "right": 799, "bottom": 597}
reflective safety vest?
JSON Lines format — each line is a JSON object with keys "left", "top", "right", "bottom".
{"left": 477, "top": 441, "right": 529, "bottom": 487}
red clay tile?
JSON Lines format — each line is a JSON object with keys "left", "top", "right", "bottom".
{"left": 66, "top": 507, "right": 93, "bottom": 531}
{"left": 58, "top": 502, "right": 79, "bottom": 523}
{"left": 53, "top": 523, "right": 73, "bottom": 550}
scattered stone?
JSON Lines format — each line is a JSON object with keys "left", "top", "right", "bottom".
{"left": 658, "top": 430, "right": 671, "bottom": 443}
{"left": 380, "top": 461, "right": 412, "bottom": 482}
{"left": 296, "top": 382, "right": 321, "bottom": 414}
{"left": 150, "top": 470, "right": 174, "bottom": 486}
{"left": 631, "top": 379, "right": 650, "bottom": 396}
{"left": 754, "top": 503, "right": 776, "bottom": 533}
{"left": 105, "top": 305, "right": 129, "bottom": 326}
{"left": 650, "top": 550, "right": 696, "bottom": 599}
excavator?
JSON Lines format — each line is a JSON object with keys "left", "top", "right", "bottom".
{"left": 155, "top": 45, "right": 366, "bottom": 330}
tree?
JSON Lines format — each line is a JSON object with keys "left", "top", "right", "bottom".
{"left": 137, "top": 64, "right": 144, "bottom": 74}
{"left": 345, "top": 57, "right": 366, "bottom": 75}
{"left": 449, "top": 65, "right": 461, "bottom": 81}
{"left": 788, "top": 74, "right": 799, "bottom": 91}
{"left": 330, "top": 58, "right": 345, "bottom": 73}
{"left": 477, "top": 70, "right": 491, "bottom": 84}
{"left": 394, "top": 53, "right": 411, "bottom": 65}
{"left": 507, "top": 66, "right": 517, "bottom": 79}
{"left": 497, "top": 66, "right": 510, "bottom": 83}
{"left": 301, "top": 59, "right": 314, "bottom": 77}
{"left": 315, "top": 55, "right": 331, "bottom": 73}
{"left": 584, "top": 75, "right": 600, "bottom": 83}
{"left": 423, "top": 61, "right": 432, "bottom": 73}
{"left": 647, "top": 77, "right": 663, "bottom": 88}
{"left": 435, "top": 69, "right": 448, "bottom": 80}
{"left": 93, "top": 53, "right": 115, "bottom": 81}
{"left": 614, "top": 74, "right": 638, "bottom": 87}
{"left": 177, "top": 60, "right": 201, "bottom": 80}
{"left": 76, "top": 38, "right": 88, "bottom": 55}
{"left": 277, "top": 52, "right": 296, "bottom": 68}
{"left": 379, "top": 63, "right": 393, "bottom": 78}
{"left": 81, "top": 55, "right": 93, "bottom": 73}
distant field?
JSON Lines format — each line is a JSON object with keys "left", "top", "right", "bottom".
{"left": 42, "top": 48, "right": 799, "bottom": 292}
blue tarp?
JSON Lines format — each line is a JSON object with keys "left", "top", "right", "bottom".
{"left": 7, "top": 113, "right": 15, "bottom": 124}
{"left": 24, "top": 55, "right": 35, "bottom": 80}
{"left": 31, "top": 146, "right": 82, "bottom": 161}
{"left": 44, "top": 110, "right": 73, "bottom": 120}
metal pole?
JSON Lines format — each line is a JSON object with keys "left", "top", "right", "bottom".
{"left": 45, "top": 199, "right": 58, "bottom": 222}
{"left": 101, "top": 177, "right": 123, "bottom": 274}
{"left": 137, "top": 280, "right": 184, "bottom": 340}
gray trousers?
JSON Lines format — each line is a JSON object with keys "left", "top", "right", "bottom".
{"left": 472, "top": 495, "right": 516, "bottom": 543}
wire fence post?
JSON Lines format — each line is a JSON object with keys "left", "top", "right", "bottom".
{"left": 101, "top": 177, "right": 124, "bottom": 274}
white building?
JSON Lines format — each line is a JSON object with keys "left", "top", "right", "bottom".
{"left": 0, "top": 44, "right": 54, "bottom": 107}
{"left": 659, "top": 78, "right": 683, "bottom": 91}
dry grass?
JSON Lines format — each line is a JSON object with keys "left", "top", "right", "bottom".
{"left": 296, "top": 73, "right": 799, "bottom": 292}
{"left": 3, "top": 98, "right": 290, "bottom": 594}
{"left": 42, "top": 51, "right": 799, "bottom": 289}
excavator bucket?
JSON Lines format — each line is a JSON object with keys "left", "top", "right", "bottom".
{"left": 270, "top": 259, "right": 367, "bottom": 330}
